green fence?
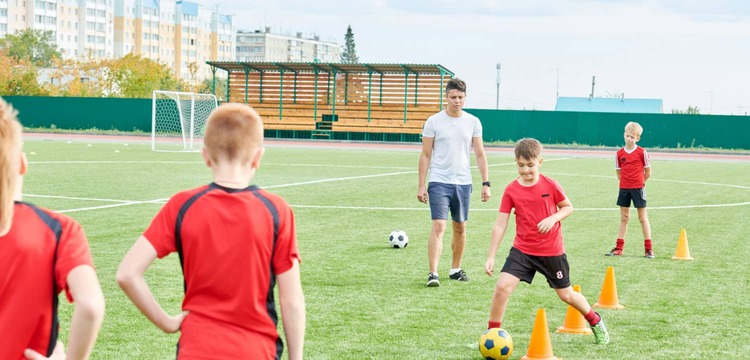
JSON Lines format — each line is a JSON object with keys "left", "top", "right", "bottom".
{"left": 467, "top": 109, "right": 750, "bottom": 150}
{"left": 3, "top": 96, "right": 748, "bottom": 150}
{"left": 4, "top": 96, "right": 152, "bottom": 132}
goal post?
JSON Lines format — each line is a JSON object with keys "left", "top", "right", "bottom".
{"left": 151, "top": 91, "right": 218, "bottom": 152}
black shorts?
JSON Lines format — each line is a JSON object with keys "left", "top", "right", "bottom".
{"left": 617, "top": 188, "right": 647, "bottom": 208}
{"left": 500, "top": 247, "right": 571, "bottom": 289}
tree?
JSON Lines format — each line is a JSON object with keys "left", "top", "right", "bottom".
{"left": 99, "top": 54, "right": 181, "bottom": 98}
{"left": 0, "top": 29, "right": 61, "bottom": 67}
{"left": 671, "top": 106, "right": 701, "bottom": 114}
{"left": 197, "top": 77, "right": 227, "bottom": 102}
{"left": 46, "top": 57, "right": 104, "bottom": 97}
{"left": 0, "top": 50, "right": 49, "bottom": 96}
{"left": 340, "top": 25, "right": 359, "bottom": 63}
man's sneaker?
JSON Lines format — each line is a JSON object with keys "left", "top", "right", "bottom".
{"left": 645, "top": 250, "right": 655, "bottom": 258}
{"left": 449, "top": 269, "right": 469, "bottom": 281}
{"left": 591, "top": 315, "right": 610, "bottom": 345}
{"left": 427, "top": 273, "right": 440, "bottom": 287}
{"left": 605, "top": 248, "right": 623, "bottom": 256}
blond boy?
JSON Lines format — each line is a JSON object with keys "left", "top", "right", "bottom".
{"left": 607, "top": 121, "right": 653, "bottom": 258}
{"left": 117, "top": 103, "right": 306, "bottom": 359}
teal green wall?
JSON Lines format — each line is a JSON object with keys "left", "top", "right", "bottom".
{"left": 3, "top": 96, "right": 152, "bottom": 132}
{"left": 2, "top": 96, "right": 748, "bottom": 149}
{"left": 466, "top": 109, "right": 750, "bottom": 150}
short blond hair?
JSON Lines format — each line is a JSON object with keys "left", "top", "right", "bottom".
{"left": 0, "top": 97, "right": 22, "bottom": 234}
{"left": 625, "top": 122, "right": 643, "bottom": 137}
{"left": 203, "top": 103, "right": 264, "bottom": 164}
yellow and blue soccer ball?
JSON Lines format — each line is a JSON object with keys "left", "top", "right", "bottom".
{"left": 479, "top": 328, "right": 513, "bottom": 360}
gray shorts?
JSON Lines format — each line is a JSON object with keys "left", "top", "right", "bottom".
{"left": 427, "top": 182, "right": 472, "bottom": 222}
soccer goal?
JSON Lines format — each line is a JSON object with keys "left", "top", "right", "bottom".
{"left": 152, "top": 91, "right": 218, "bottom": 152}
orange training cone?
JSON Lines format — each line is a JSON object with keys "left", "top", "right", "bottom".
{"left": 556, "top": 285, "right": 593, "bottom": 335}
{"left": 672, "top": 228, "right": 694, "bottom": 260}
{"left": 594, "top": 266, "right": 625, "bottom": 309}
{"left": 521, "top": 308, "right": 559, "bottom": 360}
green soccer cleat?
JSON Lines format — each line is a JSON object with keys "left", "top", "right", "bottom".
{"left": 591, "top": 315, "right": 610, "bottom": 345}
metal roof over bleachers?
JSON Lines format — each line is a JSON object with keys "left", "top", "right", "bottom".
{"left": 206, "top": 61, "right": 454, "bottom": 76}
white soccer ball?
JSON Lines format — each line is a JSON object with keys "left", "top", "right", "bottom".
{"left": 388, "top": 230, "right": 409, "bottom": 249}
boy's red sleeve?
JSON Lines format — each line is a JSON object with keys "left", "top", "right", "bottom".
{"left": 272, "top": 199, "right": 300, "bottom": 275}
{"left": 54, "top": 216, "right": 94, "bottom": 302}
{"left": 144, "top": 198, "right": 179, "bottom": 258}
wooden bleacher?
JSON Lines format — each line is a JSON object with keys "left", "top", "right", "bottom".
{"left": 205, "top": 62, "right": 454, "bottom": 139}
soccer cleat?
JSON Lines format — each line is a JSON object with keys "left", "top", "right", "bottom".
{"left": 605, "top": 248, "right": 623, "bottom": 256}
{"left": 427, "top": 273, "right": 440, "bottom": 287}
{"left": 591, "top": 315, "right": 610, "bottom": 345}
{"left": 645, "top": 250, "right": 655, "bottom": 258}
{"left": 449, "top": 269, "right": 469, "bottom": 281}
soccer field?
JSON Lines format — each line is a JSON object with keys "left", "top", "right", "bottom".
{"left": 22, "top": 137, "right": 750, "bottom": 359}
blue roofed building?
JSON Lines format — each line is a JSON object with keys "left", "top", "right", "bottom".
{"left": 555, "top": 96, "right": 663, "bottom": 114}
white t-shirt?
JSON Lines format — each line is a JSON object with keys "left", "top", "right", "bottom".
{"left": 422, "top": 110, "right": 483, "bottom": 185}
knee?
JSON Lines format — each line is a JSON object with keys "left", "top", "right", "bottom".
{"left": 620, "top": 213, "right": 630, "bottom": 222}
{"left": 557, "top": 290, "right": 576, "bottom": 303}
{"left": 432, "top": 221, "right": 447, "bottom": 234}
{"left": 453, "top": 223, "right": 467, "bottom": 236}
{"left": 493, "top": 282, "right": 513, "bottom": 298}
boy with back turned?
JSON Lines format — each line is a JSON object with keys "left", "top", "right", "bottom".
{"left": 117, "top": 103, "right": 306, "bottom": 359}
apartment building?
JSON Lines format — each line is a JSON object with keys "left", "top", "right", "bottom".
{"left": 236, "top": 27, "right": 341, "bottom": 63}
{"left": 4, "top": 0, "right": 60, "bottom": 38}
{"left": 0, "top": 0, "right": 343, "bottom": 81}
{"left": 113, "top": 0, "right": 231, "bottom": 80}
{"left": 0, "top": 0, "right": 9, "bottom": 37}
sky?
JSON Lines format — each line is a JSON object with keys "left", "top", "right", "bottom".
{"left": 197, "top": 0, "right": 750, "bottom": 115}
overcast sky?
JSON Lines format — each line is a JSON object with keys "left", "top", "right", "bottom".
{"left": 197, "top": 0, "right": 750, "bottom": 115}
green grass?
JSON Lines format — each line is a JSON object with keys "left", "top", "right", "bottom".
{"left": 21, "top": 139, "right": 750, "bottom": 359}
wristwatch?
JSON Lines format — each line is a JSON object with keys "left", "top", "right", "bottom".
{"left": 482, "top": 181, "right": 491, "bottom": 187}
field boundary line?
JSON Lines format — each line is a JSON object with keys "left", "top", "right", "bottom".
{"left": 291, "top": 201, "right": 750, "bottom": 211}
{"left": 23, "top": 194, "right": 138, "bottom": 203}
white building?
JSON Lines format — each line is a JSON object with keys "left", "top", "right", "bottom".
{"left": 236, "top": 27, "right": 340, "bottom": 63}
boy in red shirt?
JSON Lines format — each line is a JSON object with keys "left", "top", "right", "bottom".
{"left": 606, "top": 121, "right": 653, "bottom": 258}
{"left": 0, "top": 97, "right": 105, "bottom": 360}
{"left": 117, "top": 103, "right": 306, "bottom": 360}
{"left": 484, "top": 138, "right": 609, "bottom": 345}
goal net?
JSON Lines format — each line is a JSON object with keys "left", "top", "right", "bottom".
{"left": 152, "top": 91, "right": 218, "bottom": 152}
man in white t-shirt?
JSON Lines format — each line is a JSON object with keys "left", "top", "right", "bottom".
{"left": 417, "top": 78, "right": 491, "bottom": 287}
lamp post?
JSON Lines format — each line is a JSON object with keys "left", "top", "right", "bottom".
{"left": 496, "top": 63, "right": 501, "bottom": 110}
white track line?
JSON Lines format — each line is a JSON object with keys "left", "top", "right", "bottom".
{"left": 290, "top": 201, "right": 750, "bottom": 212}
{"left": 28, "top": 156, "right": 748, "bottom": 213}
{"left": 29, "top": 161, "right": 202, "bottom": 164}
{"left": 29, "top": 160, "right": 530, "bottom": 170}
{"left": 263, "top": 171, "right": 416, "bottom": 189}
{"left": 57, "top": 199, "right": 168, "bottom": 213}
{"left": 23, "top": 194, "right": 135, "bottom": 203}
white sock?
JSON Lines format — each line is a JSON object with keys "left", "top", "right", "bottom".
{"left": 449, "top": 268, "right": 461, "bottom": 275}
{"left": 430, "top": 272, "right": 439, "bottom": 277}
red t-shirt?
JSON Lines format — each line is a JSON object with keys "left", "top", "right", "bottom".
{"left": 144, "top": 183, "right": 300, "bottom": 359}
{"left": 0, "top": 202, "right": 94, "bottom": 360}
{"left": 499, "top": 175, "right": 567, "bottom": 256}
{"left": 615, "top": 146, "right": 650, "bottom": 189}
